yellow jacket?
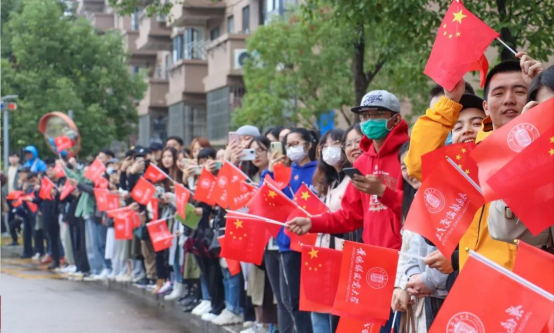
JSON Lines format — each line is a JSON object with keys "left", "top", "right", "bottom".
{"left": 405, "top": 97, "right": 517, "bottom": 270}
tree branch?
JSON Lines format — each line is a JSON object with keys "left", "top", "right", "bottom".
{"left": 364, "top": 59, "right": 386, "bottom": 86}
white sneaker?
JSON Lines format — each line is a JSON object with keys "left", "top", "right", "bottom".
{"left": 61, "top": 265, "right": 76, "bottom": 274}
{"left": 211, "top": 309, "right": 243, "bottom": 326}
{"left": 116, "top": 274, "right": 133, "bottom": 283}
{"left": 93, "top": 268, "right": 111, "bottom": 281}
{"left": 164, "top": 283, "right": 186, "bottom": 301}
{"left": 192, "top": 300, "right": 210, "bottom": 316}
{"left": 157, "top": 281, "right": 173, "bottom": 295}
{"left": 83, "top": 274, "right": 96, "bottom": 282}
{"left": 32, "top": 253, "right": 41, "bottom": 261}
{"left": 71, "top": 272, "right": 84, "bottom": 281}
{"left": 132, "top": 272, "right": 146, "bottom": 283}
{"left": 240, "top": 323, "right": 264, "bottom": 333}
{"left": 201, "top": 312, "right": 217, "bottom": 322}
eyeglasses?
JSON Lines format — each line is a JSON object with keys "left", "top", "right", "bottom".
{"left": 254, "top": 148, "right": 268, "bottom": 155}
{"left": 342, "top": 139, "right": 362, "bottom": 151}
{"left": 285, "top": 141, "right": 307, "bottom": 149}
{"left": 358, "top": 110, "right": 392, "bottom": 121}
{"left": 320, "top": 140, "right": 342, "bottom": 151}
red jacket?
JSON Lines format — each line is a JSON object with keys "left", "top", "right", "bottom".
{"left": 310, "top": 120, "right": 409, "bottom": 250}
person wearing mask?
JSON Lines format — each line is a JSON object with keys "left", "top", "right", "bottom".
{"left": 166, "top": 136, "right": 185, "bottom": 152}
{"left": 5, "top": 153, "right": 21, "bottom": 245}
{"left": 22, "top": 146, "right": 47, "bottom": 173}
{"left": 287, "top": 91, "right": 409, "bottom": 333}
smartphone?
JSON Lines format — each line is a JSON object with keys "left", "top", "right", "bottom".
{"left": 343, "top": 167, "right": 364, "bottom": 179}
{"left": 270, "top": 141, "right": 283, "bottom": 158}
{"left": 194, "top": 166, "right": 203, "bottom": 175}
{"left": 214, "top": 161, "right": 222, "bottom": 170}
{"left": 240, "top": 149, "right": 256, "bottom": 161}
{"left": 228, "top": 132, "right": 239, "bottom": 144}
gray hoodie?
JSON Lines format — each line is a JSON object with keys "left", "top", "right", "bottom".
{"left": 404, "top": 234, "right": 448, "bottom": 298}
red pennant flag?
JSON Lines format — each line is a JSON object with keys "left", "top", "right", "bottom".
{"left": 428, "top": 253, "right": 553, "bottom": 333}
{"left": 149, "top": 198, "right": 159, "bottom": 221}
{"left": 174, "top": 183, "right": 191, "bottom": 220}
{"left": 54, "top": 135, "right": 73, "bottom": 152}
{"left": 53, "top": 163, "right": 66, "bottom": 179}
{"left": 106, "top": 193, "right": 120, "bottom": 211}
{"left": 222, "top": 216, "right": 272, "bottom": 265}
{"left": 39, "top": 177, "right": 55, "bottom": 200}
{"left": 404, "top": 159, "right": 484, "bottom": 257}
{"left": 95, "top": 177, "right": 109, "bottom": 189}
{"left": 487, "top": 126, "right": 554, "bottom": 235}
{"left": 22, "top": 193, "right": 38, "bottom": 212}
{"left": 333, "top": 241, "right": 398, "bottom": 323}
{"left": 84, "top": 158, "right": 106, "bottom": 182}
{"left": 131, "top": 177, "right": 156, "bottom": 205}
{"left": 287, "top": 231, "right": 318, "bottom": 252}
{"left": 60, "top": 179, "right": 76, "bottom": 200}
{"left": 219, "top": 236, "right": 242, "bottom": 276}
{"left": 513, "top": 242, "right": 554, "bottom": 294}
{"left": 422, "top": 142, "right": 478, "bottom": 183}
{"left": 293, "top": 183, "right": 328, "bottom": 215}
{"left": 211, "top": 162, "right": 248, "bottom": 208}
{"left": 193, "top": 168, "right": 217, "bottom": 205}
{"left": 300, "top": 245, "right": 342, "bottom": 311}
{"left": 471, "top": 97, "right": 554, "bottom": 201}
{"left": 228, "top": 181, "right": 258, "bottom": 210}
{"left": 424, "top": 1, "right": 499, "bottom": 90}
{"left": 144, "top": 164, "right": 168, "bottom": 184}
{"left": 94, "top": 188, "right": 109, "bottom": 211}
{"left": 114, "top": 211, "right": 136, "bottom": 240}
{"left": 263, "top": 174, "right": 290, "bottom": 196}
{"left": 336, "top": 318, "right": 381, "bottom": 333}
{"left": 6, "top": 191, "right": 23, "bottom": 200}
{"left": 273, "top": 163, "right": 292, "bottom": 190}
{"left": 108, "top": 208, "right": 141, "bottom": 228}
{"left": 147, "top": 219, "right": 174, "bottom": 252}
{"left": 246, "top": 182, "right": 298, "bottom": 223}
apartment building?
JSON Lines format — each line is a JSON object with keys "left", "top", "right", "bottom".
{"left": 77, "top": 0, "right": 298, "bottom": 147}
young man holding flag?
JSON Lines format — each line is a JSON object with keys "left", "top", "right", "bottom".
{"left": 287, "top": 90, "right": 409, "bottom": 333}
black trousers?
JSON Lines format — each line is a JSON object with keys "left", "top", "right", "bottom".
{"left": 194, "top": 255, "right": 225, "bottom": 315}
{"left": 155, "top": 249, "right": 170, "bottom": 280}
{"left": 280, "top": 251, "right": 313, "bottom": 333}
{"left": 425, "top": 297, "right": 445, "bottom": 330}
{"left": 265, "top": 250, "right": 294, "bottom": 333}
{"left": 70, "top": 218, "right": 90, "bottom": 273}
{"left": 44, "top": 214, "right": 61, "bottom": 262}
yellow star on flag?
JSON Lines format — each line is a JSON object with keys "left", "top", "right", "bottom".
{"left": 449, "top": 34, "right": 453, "bottom": 39}
{"left": 461, "top": 148, "right": 467, "bottom": 153}
{"left": 550, "top": 136, "right": 554, "bottom": 143}
{"left": 549, "top": 148, "right": 554, "bottom": 156}
{"left": 443, "top": 24, "right": 447, "bottom": 28}
{"left": 456, "top": 155, "right": 461, "bottom": 160}
{"left": 309, "top": 248, "right": 319, "bottom": 259}
{"left": 452, "top": 9, "right": 467, "bottom": 24}
{"left": 456, "top": 32, "right": 461, "bottom": 37}
{"left": 234, "top": 219, "right": 243, "bottom": 229}
{"left": 301, "top": 191, "right": 311, "bottom": 201}
{"left": 458, "top": 164, "right": 463, "bottom": 169}
{"left": 465, "top": 169, "right": 470, "bottom": 174}
{"left": 443, "top": 31, "right": 447, "bottom": 36}
{"left": 268, "top": 190, "right": 277, "bottom": 198}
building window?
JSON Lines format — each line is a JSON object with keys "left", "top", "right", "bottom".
{"left": 227, "top": 15, "right": 234, "bottom": 34}
{"left": 210, "top": 27, "right": 220, "bottom": 41}
{"left": 173, "top": 35, "right": 183, "bottom": 62}
{"left": 131, "top": 8, "right": 140, "bottom": 31}
{"left": 242, "top": 6, "right": 250, "bottom": 33}
{"left": 132, "top": 66, "right": 140, "bottom": 76}
{"left": 184, "top": 28, "right": 204, "bottom": 60}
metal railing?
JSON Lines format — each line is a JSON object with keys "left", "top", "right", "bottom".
{"left": 184, "top": 40, "right": 207, "bottom": 60}
{"left": 153, "top": 66, "right": 169, "bottom": 80}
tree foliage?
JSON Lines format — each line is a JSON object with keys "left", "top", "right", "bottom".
{"left": 232, "top": 12, "right": 355, "bottom": 129}
{"left": 1, "top": 0, "right": 146, "bottom": 157}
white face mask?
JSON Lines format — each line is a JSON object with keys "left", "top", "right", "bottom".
{"left": 287, "top": 146, "right": 308, "bottom": 163}
{"left": 322, "top": 146, "right": 342, "bottom": 166}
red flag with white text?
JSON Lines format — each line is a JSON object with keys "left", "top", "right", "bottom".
{"left": 114, "top": 211, "right": 136, "bottom": 240}
{"left": 54, "top": 136, "right": 73, "bottom": 152}
{"left": 174, "top": 183, "right": 190, "bottom": 220}
{"left": 39, "top": 177, "right": 55, "bottom": 200}
{"left": 60, "top": 179, "right": 76, "bottom": 200}
{"left": 147, "top": 219, "right": 174, "bottom": 252}
{"left": 84, "top": 158, "right": 106, "bottom": 182}
{"left": 94, "top": 188, "right": 110, "bottom": 211}
{"left": 228, "top": 181, "right": 258, "bottom": 210}
{"left": 211, "top": 162, "right": 248, "bottom": 208}
{"left": 53, "top": 163, "right": 66, "bottom": 179}
{"left": 336, "top": 318, "right": 381, "bottom": 333}
{"left": 131, "top": 177, "right": 156, "bottom": 205}
{"left": 106, "top": 193, "right": 120, "bottom": 211}
{"left": 193, "top": 169, "right": 217, "bottom": 206}
{"left": 144, "top": 164, "right": 168, "bottom": 184}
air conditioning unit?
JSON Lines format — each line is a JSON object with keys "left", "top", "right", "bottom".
{"left": 234, "top": 49, "right": 250, "bottom": 69}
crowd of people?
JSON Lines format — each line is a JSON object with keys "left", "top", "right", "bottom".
{"left": 2, "top": 54, "right": 553, "bottom": 333}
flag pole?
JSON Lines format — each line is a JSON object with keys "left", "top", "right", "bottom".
{"left": 398, "top": 251, "right": 426, "bottom": 261}
{"left": 390, "top": 311, "right": 398, "bottom": 333}
{"left": 446, "top": 157, "right": 483, "bottom": 195}
{"left": 496, "top": 38, "right": 517, "bottom": 55}
{"left": 265, "top": 182, "right": 312, "bottom": 217}
{"left": 226, "top": 210, "right": 286, "bottom": 226}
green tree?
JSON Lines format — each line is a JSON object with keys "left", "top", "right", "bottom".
{"left": 232, "top": 12, "right": 355, "bottom": 129}
{"left": 1, "top": 0, "right": 146, "bottom": 157}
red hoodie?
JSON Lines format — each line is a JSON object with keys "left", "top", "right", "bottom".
{"left": 310, "top": 120, "right": 409, "bottom": 250}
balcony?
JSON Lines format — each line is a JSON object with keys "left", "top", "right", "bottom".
{"left": 137, "top": 67, "right": 170, "bottom": 115}
{"left": 76, "top": 0, "right": 105, "bottom": 14}
{"left": 136, "top": 14, "right": 172, "bottom": 51}
{"left": 166, "top": 42, "right": 208, "bottom": 105}
{"left": 203, "top": 33, "right": 248, "bottom": 92}
{"left": 169, "top": 0, "right": 226, "bottom": 27}
{"left": 90, "top": 13, "right": 114, "bottom": 33}
{"left": 123, "top": 31, "right": 157, "bottom": 67}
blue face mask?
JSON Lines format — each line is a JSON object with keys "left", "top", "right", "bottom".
{"left": 360, "top": 118, "right": 392, "bottom": 140}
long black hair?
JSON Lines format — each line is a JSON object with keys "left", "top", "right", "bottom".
{"left": 399, "top": 141, "right": 417, "bottom": 221}
{"left": 264, "top": 127, "right": 283, "bottom": 141}
{"left": 245, "top": 136, "right": 271, "bottom": 179}
{"left": 285, "top": 128, "right": 319, "bottom": 162}
{"left": 313, "top": 128, "right": 345, "bottom": 195}
{"left": 528, "top": 64, "right": 554, "bottom": 102}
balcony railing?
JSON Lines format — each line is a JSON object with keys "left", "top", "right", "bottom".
{"left": 152, "top": 66, "right": 169, "bottom": 80}
{"left": 184, "top": 40, "right": 207, "bottom": 60}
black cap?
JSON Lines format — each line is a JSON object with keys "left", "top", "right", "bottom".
{"left": 459, "top": 94, "right": 485, "bottom": 113}
{"left": 18, "top": 166, "right": 31, "bottom": 173}
{"left": 149, "top": 142, "right": 164, "bottom": 151}
{"left": 26, "top": 172, "right": 39, "bottom": 179}
{"left": 134, "top": 146, "right": 151, "bottom": 157}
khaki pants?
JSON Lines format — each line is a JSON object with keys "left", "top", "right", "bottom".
{"left": 141, "top": 240, "right": 156, "bottom": 279}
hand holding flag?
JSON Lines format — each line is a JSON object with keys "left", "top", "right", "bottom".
{"left": 84, "top": 158, "right": 106, "bottom": 182}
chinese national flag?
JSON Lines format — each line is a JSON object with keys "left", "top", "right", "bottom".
{"left": 174, "top": 183, "right": 191, "bottom": 220}
{"left": 54, "top": 136, "right": 73, "bottom": 152}
{"left": 144, "top": 164, "right": 168, "bottom": 184}
{"left": 228, "top": 181, "right": 258, "bottom": 210}
{"left": 487, "top": 126, "right": 554, "bottom": 235}
{"left": 293, "top": 183, "right": 328, "bottom": 215}
{"left": 39, "top": 177, "right": 55, "bottom": 200}
{"left": 471, "top": 97, "right": 554, "bottom": 201}
{"left": 300, "top": 245, "right": 342, "bottom": 312}
{"left": 287, "top": 231, "right": 318, "bottom": 252}
{"left": 106, "top": 193, "right": 120, "bottom": 211}
{"left": 211, "top": 162, "right": 248, "bottom": 208}
{"left": 53, "top": 163, "right": 66, "bottom": 179}
{"left": 404, "top": 159, "right": 484, "bottom": 257}
{"left": 429, "top": 253, "right": 553, "bottom": 333}
{"left": 246, "top": 182, "right": 298, "bottom": 223}
{"left": 336, "top": 318, "right": 381, "bottom": 333}
{"left": 226, "top": 211, "right": 283, "bottom": 239}
{"left": 424, "top": 1, "right": 498, "bottom": 91}
{"left": 94, "top": 189, "right": 110, "bottom": 211}
{"left": 513, "top": 241, "right": 554, "bottom": 294}
{"left": 114, "top": 211, "right": 136, "bottom": 240}
{"left": 95, "top": 177, "right": 109, "bottom": 189}
{"left": 422, "top": 142, "right": 478, "bottom": 183}
{"left": 84, "top": 158, "right": 106, "bottom": 182}
{"left": 222, "top": 216, "right": 272, "bottom": 265}
{"left": 60, "top": 179, "right": 76, "bottom": 200}
{"left": 131, "top": 177, "right": 156, "bottom": 205}
{"left": 219, "top": 236, "right": 242, "bottom": 276}
{"left": 6, "top": 191, "right": 23, "bottom": 200}
{"left": 147, "top": 219, "right": 174, "bottom": 252}
{"left": 273, "top": 163, "right": 292, "bottom": 190}
{"left": 193, "top": 169, "right": 217, "bottom": 206}
{"left": 333, "top": 241, "right": 398, "bottom": 323}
